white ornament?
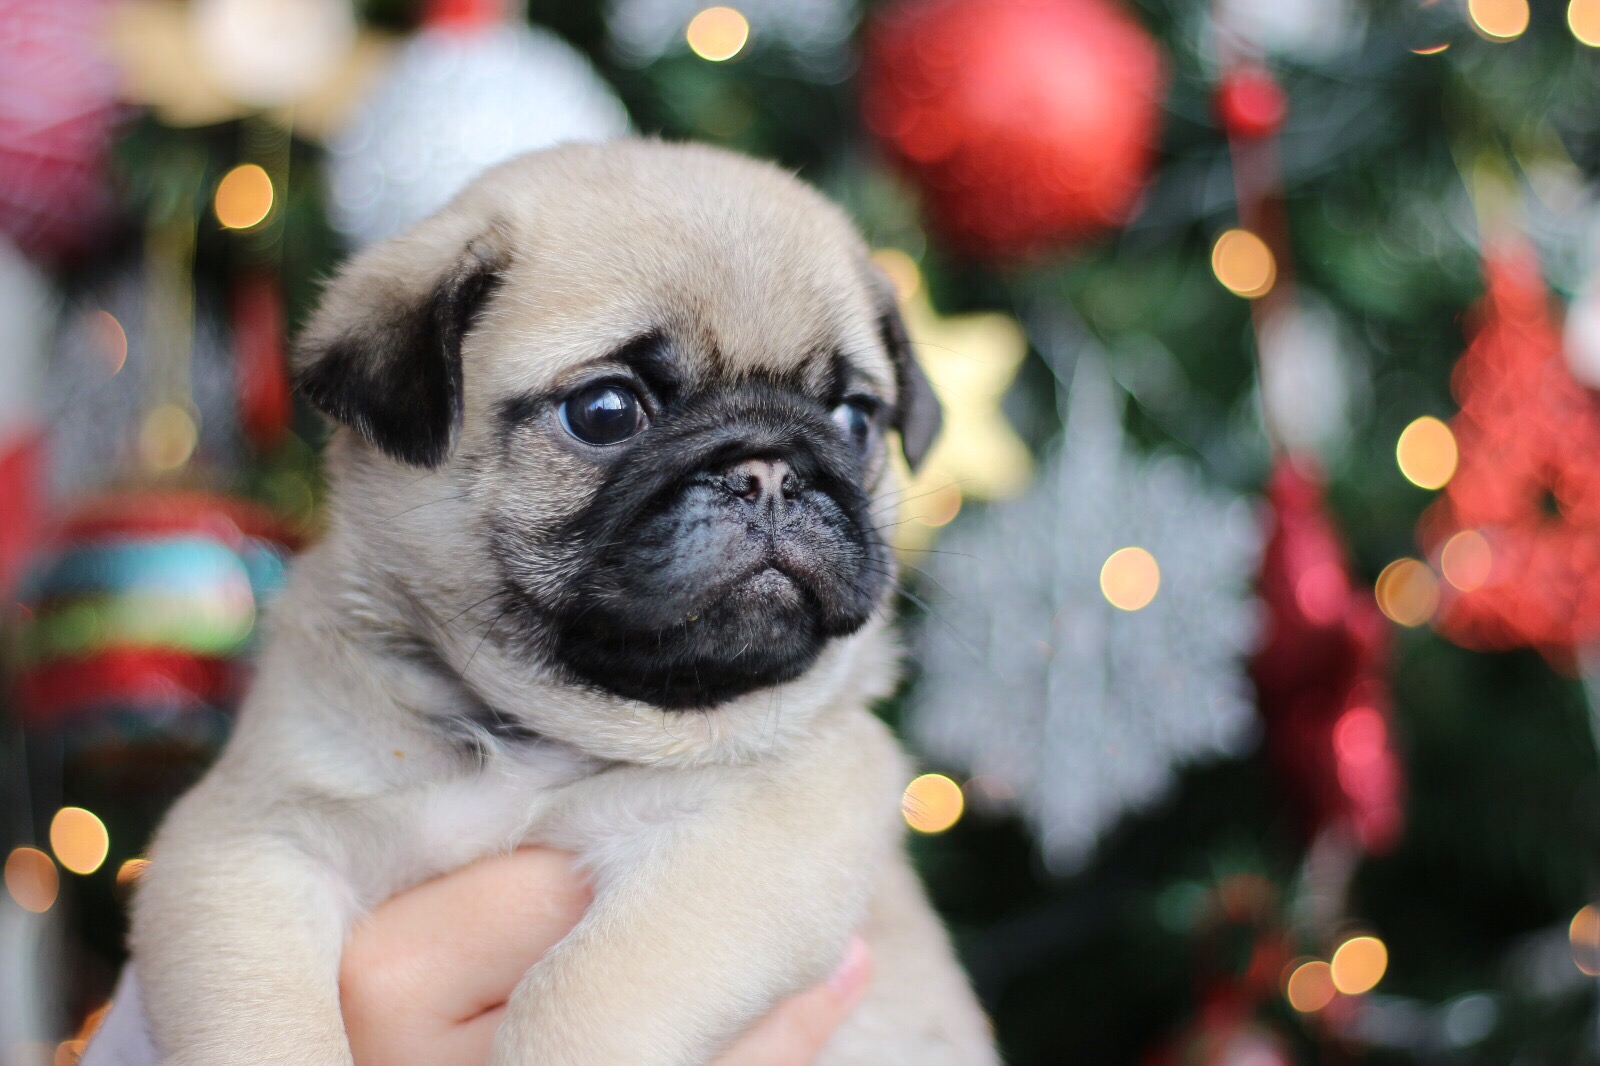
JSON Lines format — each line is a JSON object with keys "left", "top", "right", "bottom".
{"left": 1564, "top": 280, "right": 1600, "bottom": 389}
{"left": 192, "top": 0, "right": 357, "bottom": 108}
{"left": 1256, "top": 297, "right": 1363, "bottom": 460}
{"left": 327, "top": 22, "right": 630, "bottom": 246}
{"left": 910, "top": 353, "right": 1262, "bottom": 873}
{"left": 1214, "top": 0, "right": 1361, "bottom": 61}
{"left": 0, "top": 239, "right": 56, "bottom": 442}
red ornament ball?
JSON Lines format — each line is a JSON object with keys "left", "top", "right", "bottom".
{"left": 862, "top": 0, "right": 1168, "bottom": 260}
{"left": 0, "top": 0, "right": 123, "bottom": 264}
{"left": 1215, "top": 65, "right": 1287, "bottom": 141}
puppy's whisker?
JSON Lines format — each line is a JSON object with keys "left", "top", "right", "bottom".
{"left": 896, "top": 588, "right": 986, "bottom": 664}
{"left": 893, "top": 563, "right": 959, "bottom": 602}
{"left": 869, "top": 477, "right": 976, "bottom": 508}
{"left": 463, "top": 604, "right": 514, "bottom": 673}
{"left": 396, "top": 469, "right": 444, "bottom": 490}
{"left": 444, "top": 590, "right": 505, "bottom": 628}
{"left": 892, "top": 547, "right": 976, "bottom": 559}
{"left": 377, "top": 493, "right": 473, "bottom": 525}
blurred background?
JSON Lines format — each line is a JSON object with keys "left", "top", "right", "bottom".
{"left": 4, "top": 0, "right": 1600, "bottom": 1062}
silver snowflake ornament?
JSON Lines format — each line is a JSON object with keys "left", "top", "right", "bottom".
{"left": 911, "top": 356, "right": 1262, "bottom": 872}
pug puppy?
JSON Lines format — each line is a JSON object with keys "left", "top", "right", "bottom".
{"left": 130, "top": 140, "right": 996, "bottom": 1066}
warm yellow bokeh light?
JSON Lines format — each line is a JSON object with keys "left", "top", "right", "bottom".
{"left": 51, "top": 807, "right": 110, "bottom": 876}
{"left": 1440, "top": 530, "right": 1492, "bottom": 592}
{"left": 1396, "top": 416, "right": 1458, "bottom": 490}
{"left": 1285, "top": 959, "right": 1337, "bottom": 1012}
{"left": 5, "top": 847, "right": 59, "bottom": 913}
{"left": 871, "top": 248, "right": 923, "bottom": 303}
{"left": 1100, "top": 547, "right": 1161, "bottom": 611}
{"left": 1211, "top": 229, "right": 1276, "bottom": 299}
{"left": 1376, "top": 558, "right": 1439, "bottom": 624}
{"left": 1375, "top": 558, "right": 1439, "bottom": 627}
{"left": 75, "top": 1001, "right": 112, "bottom": 1044}
{"left": 140, "top": 403, "right": 200, "bottom": 472}
{"left": 902, "top": 773, "right": 965, "bottom": 834}
{"left": 686, "top": 7, "right": 749, "bottom": 61}
{"left": 1469, "top": 0, "right": 1530, "bottom": 39}
{"left": 1571, "top": 904, "right": 1600, "bottom": 976}
{"left": 1330, "top": 935, "right": 1389, "bottom": 994}
{"left": 214, "top": 163, "right": 274, "bottom": 229}
{"left": 915, "top": 481, "right": 963, "bottom": 528}
{"left": 1573, "top": 0, "right": 1600, "bottom": 44}
{"left": 117, "top": 858, "right": 151, "bottom": 887}
{"left": 1411, "top": 42, "right": 1451, "bottom": 54}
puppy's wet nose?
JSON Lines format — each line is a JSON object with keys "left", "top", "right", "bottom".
{"left": 722, "top": 458, "right": 799, "bottom": 510}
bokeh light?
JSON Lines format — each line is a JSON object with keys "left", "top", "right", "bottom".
{"left": 1440, "top": 529, "right": 1492, "bottom": 591}
{"left": 85, "top": 310, "right": 127, "bottom": 376}
{"left": 871, "top": 247, "right": 923, "bottom": 302}
{"left": 963, "top": 775, "right": 1015, "bottom": 806}
{"left": 1294, "top": 563, "right": 1350, "bottom": 625}
{"left": 1572, "top": 0, "right": 1600, "bottom": 45}
{"left": 1285, "top": 959, "right": 1337, "bottom": 1012}
{"left": 903, "top": 773, "right": 965, "bottom": 834}
{"left": 1396, "top": 416, "right": 1458, "bottom": 489}
{"left": 1375, "top": 558, "right": 1439, "bottom": 627}
{"left": 1211, "top": 229, "right": 1276, "bottom": 298}
{"left": 214, "top": 163, "right": 274, "bottom": 230}
{"left": 139, "top": 403, "right": 199, "bottom": 472}
{"left": 1331, "top": 935, "right": 1389, "bottom": 994}
{"left": 1571, "top": 904, "right": 1600, "bottom": 975}
{"left": 686, "top": 7, "right": 749, "bottom": 61}
{"left": 1333, "top": 706, "right": 1387, "bottom": 766}
{"left": 50, "top": 807, "right": 109, "bottom": 876}
{"left": 1468, "top": 0, "right": 1530, "bottom": 39}
{"left": 5, "top": 847, "right": 59, "bottom": 913}
{"left": 1411, "top": 42, "right": 1451, "bottom": 54}
{"left": 917, "top": 482, "right": 963, "bottom": 528}
{"left": 1574, "top": 902, "right": 1600, "bottom": 966}
{"left": 75, "top": 1002, "right": 111, "bottom": 1044}
{"left": 1100, "top": 547, "right": 1160, "bottom": 611}
{"left": 116, "top": 858, "right": 151, "bottom": 887}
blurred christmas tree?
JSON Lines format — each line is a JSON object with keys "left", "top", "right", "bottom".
{"left": 7, "top": 0, "right": 1600, "bottom": 1062}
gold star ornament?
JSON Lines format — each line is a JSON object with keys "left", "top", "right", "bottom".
{"left": 872, "top": 250, "right": 1033, "bottom": 549}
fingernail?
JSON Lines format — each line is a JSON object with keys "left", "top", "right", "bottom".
{"left": 826, "top": 936, "right": 871, "bottom": 1004}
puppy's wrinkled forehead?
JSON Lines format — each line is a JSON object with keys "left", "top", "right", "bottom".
{"left": 295, "top": 140, "right": 939, "bottom": 474}
{"left": 460, "top": 145, "right": 891, "bottom": 404}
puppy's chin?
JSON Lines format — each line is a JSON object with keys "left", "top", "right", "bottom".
{"left": 549, "top": 566, "right": 837, "bottom": 709}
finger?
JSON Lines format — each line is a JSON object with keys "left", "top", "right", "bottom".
{"left": 341, "top": 848, "right": 591, "bottom": 1029}
{"left": 712, "top": 937, "right": 872, "bottom": 1066}
{"left": 432, "top": 1004, "right": 506, "bottom": 1065}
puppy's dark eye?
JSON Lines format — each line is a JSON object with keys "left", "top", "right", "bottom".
{"left": 560, "top": 383, "right": 647, "bottom": 446}
{"left": 831, "top": 399, "right": 876, "bottom": 453}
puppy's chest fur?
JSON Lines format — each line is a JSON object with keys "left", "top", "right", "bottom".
{"left": 343, "top": 734, "right": 708, "bottom": 906}
{"left": 400, "top": 749, "right": 589, "bottom": 883}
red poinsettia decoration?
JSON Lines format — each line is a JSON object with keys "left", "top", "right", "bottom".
{"left": 1253, "top": 458, "right": 1403, "bottom": 854}
{"left": 1418, "top": 243, "right": 1600, "bottom": 665}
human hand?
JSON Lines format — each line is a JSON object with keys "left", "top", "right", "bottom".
{"left": 338, "top": 848, "right": 872, "bottom": 1066}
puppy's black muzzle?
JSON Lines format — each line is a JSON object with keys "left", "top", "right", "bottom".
{"left": 543, "top": 381, "right": 888, "bottom": 709}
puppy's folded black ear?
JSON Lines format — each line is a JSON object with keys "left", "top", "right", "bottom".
{"left": 869, "top": 271, "right": 943, "bottom": 472}
{"left": 295, "top": 228, "right": 508, "bottom": 467}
